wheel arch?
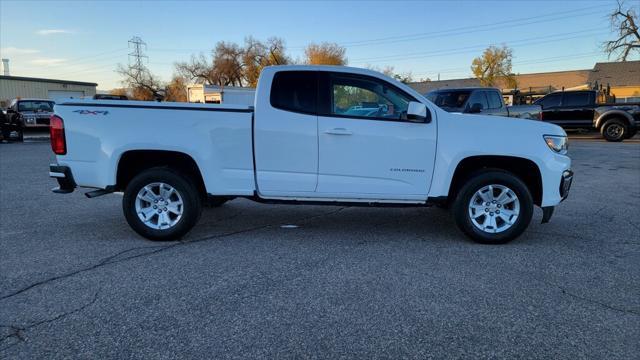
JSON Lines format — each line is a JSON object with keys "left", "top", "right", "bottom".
{"left": 115, "top": 149, "right": 207, "bottom": 199}
{"left": 447, "top": 155, "right": 543, "bottom": 206}
{"left": 595, "top": 110, "right": 633, "bottom": 130}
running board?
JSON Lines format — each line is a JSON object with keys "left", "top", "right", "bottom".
{"left": 85, "top": 187, "right": 115, "bottom": 198}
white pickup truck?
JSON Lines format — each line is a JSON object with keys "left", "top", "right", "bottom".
{"left": 49, "top": 65, "right": 573, "bottom": 244}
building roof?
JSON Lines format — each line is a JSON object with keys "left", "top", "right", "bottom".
{"left": 0, "top": 75, "right": 97, "bottom": 87}
{"left": 409, "top": 61, "right": 640, "bottom": 94}
{"left": 588, "top": 60, "right": 640, "bottom": 87}
{"left": 408, "top": 78, "right": 481, "bottom": 94}
{"left": 513, "top": 69, "right": 590, "bottom": 90}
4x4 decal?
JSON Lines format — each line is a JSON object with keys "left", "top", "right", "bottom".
{"left": 72, "top": 110, "right": 109, "bottom": 115}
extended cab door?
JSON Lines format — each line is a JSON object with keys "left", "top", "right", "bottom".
{"left": 315, "top": 72, "right": 437, "bottom": 200}
{"left": 557, "top": 91, "right": 595, "bottom": 127}
{"left": 254, "top": 71, "right": 319, "bottom": 195}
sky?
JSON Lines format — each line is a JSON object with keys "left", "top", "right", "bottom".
{"left": 0, "top": 0, "right": 635, "bottom": 90}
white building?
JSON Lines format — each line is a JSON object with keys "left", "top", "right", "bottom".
{"left": 187, "top": 84, "right": 255, "bottom": 106}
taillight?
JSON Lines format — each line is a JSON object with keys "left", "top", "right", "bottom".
{"left": 50, "top": 115, "right": 66, "bottom": 155}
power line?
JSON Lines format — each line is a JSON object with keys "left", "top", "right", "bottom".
{"left": 357, "top": 30, "right": 608, "bottom": 64}
{"left": 411, "top": 51, "right": 604, "bottom": 79}
{"left": 288, "top": 4, "right": 609, "bottom": 49}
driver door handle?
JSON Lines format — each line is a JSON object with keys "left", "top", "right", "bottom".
{"left": 324, "top": 128, "right": 353, "bottom": 135}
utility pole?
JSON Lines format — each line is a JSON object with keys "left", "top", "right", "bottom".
{"left": 128, "top": 36, "right": 148, "bottom": 74}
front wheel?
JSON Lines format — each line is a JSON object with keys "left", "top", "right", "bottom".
{"left": 601, "top": 119, "right": 627, "bottom": 142}
{"left": 123, "top": 168, "right": 202, "bottom": 241}
{"left": 452, "top": 170, "right": 533, "bottom": 244}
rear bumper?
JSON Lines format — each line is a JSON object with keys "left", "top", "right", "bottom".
{"left": 49, "top": 164, "right": 76, "bottom": 193}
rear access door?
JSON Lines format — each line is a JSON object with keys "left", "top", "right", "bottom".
{"left": 253, "top": 71, "right": 319, "bottom": 196}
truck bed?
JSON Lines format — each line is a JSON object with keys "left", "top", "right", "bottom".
{"left": 54, "top": 99, "right": 256, "bottom": 195}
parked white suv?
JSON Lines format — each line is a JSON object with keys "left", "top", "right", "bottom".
{"left": 49, "top": 65, "right": 573, "bottom": 244}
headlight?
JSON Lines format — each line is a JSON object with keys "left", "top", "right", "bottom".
{"left": 543, "top": 135, "right": 568, "bottom": 154}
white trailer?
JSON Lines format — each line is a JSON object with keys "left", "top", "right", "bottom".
{"left": 187, "top": 84, "right": 255, "bottom": 106}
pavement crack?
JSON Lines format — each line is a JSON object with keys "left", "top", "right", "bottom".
{"left": 0, "top": 290, "right": 100, "bottom": 352}
{"left": 0, "top": 207, "right": 348, "bottom": 302}
{"left": 545, "top": 281, "right": 640, "bottom": 316}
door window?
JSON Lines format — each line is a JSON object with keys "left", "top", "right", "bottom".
{"left": 327, "top": 74, "right": 414, "bottom": 121}
{"left": 563, "top": 92, "right": 590, "bottom": 107}
{"left": 536, "top": 93, "right": 562, "bottom": 109}
{"left": 486, "top": 91, "right": 503, "bottom": 109}
{"left": 270, "top": 71, "right": 317, "bottom": 114}
{"left": 467, "top": 91, "right": 489, "bottom": 110}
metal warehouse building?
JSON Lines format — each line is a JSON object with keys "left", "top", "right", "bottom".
{"left": 0, "top": 75, "right": 97, "bottom": 106}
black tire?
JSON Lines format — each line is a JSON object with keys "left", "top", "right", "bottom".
{"left": 16, "top": 128, "right": 24, "bottom": 142}
{"left": 123, "top": 168, "right": 202, "bottom": 241}
{"left": 452, "top": 170, "right": 533, "bottom": 244}
{"left": 600, "top": 118, "right": 627, "bottom": 142}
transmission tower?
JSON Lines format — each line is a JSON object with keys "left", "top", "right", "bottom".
{"left": 128, "top": 36, "right": 148, "bottom": 72}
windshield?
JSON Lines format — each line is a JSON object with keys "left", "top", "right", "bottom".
{"left": 426, "top": 90, "right": 471, "bottom": 111}
{"left": 18, "top": 100, "right": 54, "bottom": 112}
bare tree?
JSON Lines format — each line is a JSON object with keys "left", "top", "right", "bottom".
{"left": 175, "top": 37, "right": 290, "bottom": 88}
{"left": 366, "top": 65, "right": 414, "bottom": 84}
{"left": 604, "top": 0, "right": 640, "bottom": 61}
{"left": 304, "top": 42, "right": 347, "bottom": 65}
{"left": 116, "top": 64, "right": 164, "bottom": 100}
{"left": 243, "top": 37, "right": 290, "bottom": 87}
{"left": 175, "top": 54, "right": 218, "bottom": 85}
{"left": 212, "top": 41, "right": 244, "bottom": 86}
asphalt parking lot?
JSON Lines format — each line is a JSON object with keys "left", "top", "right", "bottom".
{"left": 1, "top": 138, "right": 639, "bottom": 359}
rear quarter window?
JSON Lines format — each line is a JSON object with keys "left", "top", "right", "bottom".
{"left": 270, "top": 71, "right": 318, "bottom": 114}
{"left": 487, "top": 91, "right": 503, "bottom": 109}
{"left": 563, "top": 92, "right": 591, "bottom": 107}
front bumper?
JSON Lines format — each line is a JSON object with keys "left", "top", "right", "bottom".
{"left": 540, "top": 169, "right": 573, "bottom": 224}
{"left": 49, "top": 164, "right": 76, "bottom": 193}
{"left": 560, "top": 169, "right": 573, "bottom": 200}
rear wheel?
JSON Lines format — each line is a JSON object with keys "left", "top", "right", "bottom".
{"left": 601, "top": 118, "right": 627, "bottom": 142}
{"left": 123, "top": 168, "right": 202, "bottom": 241}
{"left": 452, "top": 170, "right": 533, "bottom": 244}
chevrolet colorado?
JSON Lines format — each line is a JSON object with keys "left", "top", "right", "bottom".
{"left": 49, "top": 66, "right": 573, "bottom": 244}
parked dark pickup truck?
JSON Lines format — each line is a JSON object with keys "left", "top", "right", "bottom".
{"left": 534, "top": 90, "right": 640, "bottom": 142}
{"left": 425, "top": 87, "right": 541, "bottom": 120}
{"left": 4, "top": 98, "right": 55, "bottom": 141}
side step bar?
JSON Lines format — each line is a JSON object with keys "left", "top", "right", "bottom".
{"left": 85, "top": 187, "right": 115, "bottom": 198}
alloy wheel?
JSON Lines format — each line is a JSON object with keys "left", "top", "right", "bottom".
{"left": 468, "top": 184, "right": 520, "bottom": 233}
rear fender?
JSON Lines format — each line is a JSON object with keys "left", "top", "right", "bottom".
{"left": 594, "top": 110, "right": 633, "bottom": 129}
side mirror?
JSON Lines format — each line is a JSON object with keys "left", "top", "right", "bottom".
{"left": 467, "top": 103, "right": 483, "bottom": 113}
{"left": 406, "top": 101, "right": 429, "bottom": 123}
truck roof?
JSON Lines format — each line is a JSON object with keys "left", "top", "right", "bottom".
{"left": 263, "top": 65, "right": 404, "bottom": 80}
